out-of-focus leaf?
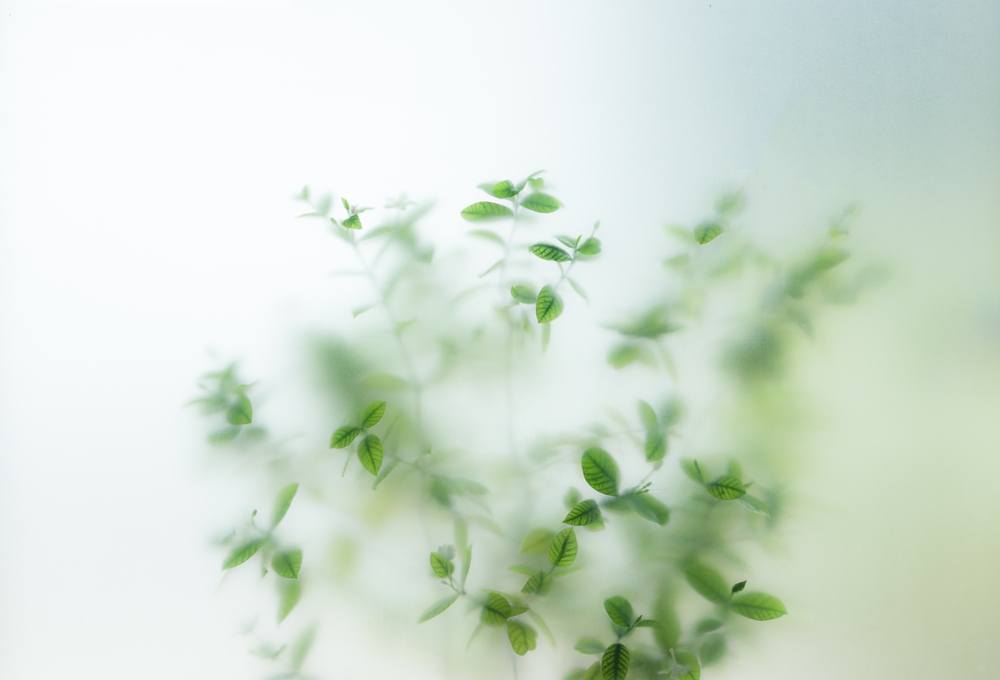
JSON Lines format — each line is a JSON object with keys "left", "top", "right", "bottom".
{"left": 461, "top": 201, "right": 513, "bottom": 221}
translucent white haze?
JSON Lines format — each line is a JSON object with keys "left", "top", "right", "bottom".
{"left": 1, "top": 1, "right": 998, "bottom": 679}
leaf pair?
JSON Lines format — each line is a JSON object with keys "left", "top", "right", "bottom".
{"left": 329, "top": 401, "right": 388, "bottom": 476}
{"left": 683, "top": 562, "right": 786, "bottom": 620}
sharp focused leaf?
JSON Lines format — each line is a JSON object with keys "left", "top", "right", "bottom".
{"left": 357, "top": 434, "right": 384, "bottom": 475}
{"left": 575, "top": 638, "right": 606, "bottom": 655}
{"left": 535, "top": 285, "right": 564, "bottom": 323}
{"left": 461, "top": 201, "right": 513, "bottom": 221}
{"left": 272, "top": 548, "right": 303, "bottom": 579}
{"left": 581, "top": 447, "right": 620, "bottom": 496}
{"left": 359, "top": 400, "right": 387, "bottom": 428}
{"left": 330, "top": 425, "right": 363, "bottom": 448}
{"left": 601, "top": 643, "right": 630, "bottom": 680}
{"left": 226, "top": 392, "right": 253, "bottom": 425}
{"left": 529, "top": 243, "right": 572, "bottom": 262}
{"left": 731, "top": 580, "right": 747, "bottom": 594}
{"left": 222, "top": 539, "right": 263, "bottom": 569}
{"left": 627, "top": 493, "right": 670, "bottom": 525}
{"left": 506, "top": 619, "right": 538, "bottom": 655}
{"left": 479, "top": 180, "right": 518, "bottom": 198}
{"left": 520, "top": 528, "right": 555, "bottom": 554}
{"left": 603, "top": 596, "right": 635, "bottom": 628}
{"left": 693, "top": 221, "right": 723, "bottom": 244}
{"left": 730, "top": 592, "right": 787, "bottom": 620}
{"left": 563, "top": 499, "right": 602, "bottom": 526}
{"left": 521, "top": 192, "right": 561, "bottom": 213}
{"left": 547, "top": 527, "right": 578, "bottom": 567}
{"left": 705, "top": 476, "right": 746, "bottom": 500}
{"left": 481, "top": 591, "right": 513, "bottom": 626}
{"left": 511, "top": 284, "right": 538, "bottom": 304}
{"left": 418, "top": 593, "right": 460, "bottom": 622}
{"left": 683, "top": 562, "right": 730, "bottom": 604}
{"left": 271, "top": 483, "right": 299, "bottom": 528}
{"left": 429, "top": 551, "right": 454, "bottom": 578}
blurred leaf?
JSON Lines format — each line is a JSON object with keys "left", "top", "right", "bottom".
{"left": 271, "top": 483, "right": 299, "bottom": 528}
{"left": 705, "top": 476, "right": 746, "bottom": 500}
{"left": 507, "top": 619, "right": 538, "bottom": 655}
{"left": 468, "top": 228, "right": 505, "bottom": 246}
{"left": 567, "top": 277, "right": 589, "bottom": 301}
{"left": 674, "top": 648, "right": 701, "bottom": 680}
{"left": 511, "top": 284, "right": 538, "bottom": 304}
{"left": 521, "top": 570, "right": 550, "bottom": 594}
{"left": 342, "top": 213, "right": 362, "bottom": 230}
{"left": 680, "top": 458, "right": 705, "bottom": 484}
{"left": 601, "top": 643, "right": 630, "bottom": 680}
{"left": 419, "top": 593, "right": 460, "bottom": 622}
{"left": 694, "top": 618, "right": 723, "bottom": 634}
{"left": 536, "top": 285, "right": 564, "bottom": 323}
{"left": 603, "top": 596, "right": 635, "bottom": 628}
{"left": 330, "top": 425, "right": 363, "bottom": 448}
{"left": 581, "top": 447, "right": 620, "bottom": 496}
{"left": 479, "top": 258, "right": 505, "bottom": 278}
{"left": 607, "top": 343, "right": 646, "bottom": 368}
{"left": 699, "top": 633, "right": 727, "bottom": 666}
{"left": 430, "top": 551, "right": 454, "bottom": 578}
{"left": 521, "top": 192, "right": 561, "bottom": 213}
{"left": 479, "top": 180, "right": 518, "bottom": 198}
{"left": 693, "top": 222, "right": 723, "bottom": 244}
{"left": 461, "top": 201, "right": 513, "bottom": 221}
{"left": 272, "top": 548, "right": 303, "bottom": 579}
{"left": 277, "top": 579, "right": 301, "bottom": 622}
{"left": 611, "top": 305, "right": 679, "bottom": 339}
{"left": 557, "top": 234, "right": 580, "bottom": 249}
{"left": 481, "top": 591, "right": 513, "bottom": 626}
{"left": 222, "top": 539, "right": 263, "bottom": 570}
{"left": 627, "top": 494, "right": 669, "bottom": 525}
{"left": 520, "top": 528, "right": 555, "bottom": 555}
{"left": 529, "top": 243, "right": 572, "bottom": 262}
{"left": 563, "top": 499, "right": 602, "bottom": 526}
{"left": 637, "top": 401, "right": 658, "bottom": 432}
{"left": 683, "top": 562, "right": 730, "bottom": 604}
{"left": 575, "top": 638, "right": 606, "bottom": 655}
{"left": 226, "top": 392, "right": 253, "bottom": 425}
{"left": 731, "top": 592, "right": 787, "bottom": 620}
{"left": 359, "top": 400, "right": 387, "bottom": 428}
{"left": 578, "top": 237, "right": 602, "bottom": 256}
{"left": 357, "top": 434, "right": 384, "bottom": 475}
{"left": 548, "top": 528, "right": 578, "bottom": 567}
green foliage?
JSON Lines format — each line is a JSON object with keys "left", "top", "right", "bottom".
{"left": 693, "top": 222, "right": 723, "bottom": 244}
{"left": 359, "top": 400, "right": 387, "bottom": 428}
{"left": 419, "top": 593, "right": 460, "bottom": 622}
{"left": 481, "top": 591, "right": 513, "bottom": 626}
{"left": 529, "top": 243, "right": 572, "bottom": 262}
{"left": 222, "top": 539, "right": 263, "bottom": 570}
{"left": 507, "top": 619, "right": 539, "bottom": 655}
{"left": 548, "top": 528, "right": 579, "bottom": 567}
{"left": 731, "top": 592, "right": 787, "bottom": 620}
{"left": 603, "top": 596, "right": 635, "bottom": 628}
{"left": 330, "top": 425, "right": 363, "bottom": 448}
{"left": 272, "top": 548, "right": 303, "bottom": 579}
{"left": 357, "top": 434, "right": 384, "bottom": 475}
{"left": 581, "top": 447, "right": 620, "bottom": 496}
{"left": 511, "top": 284, "right": 538, "bottom": 304}
{"left": 705, "top": 476, "right": 746, "bottom": 500}
{"left": 521, "top": 192, "right": 561, "bottom": 213}
{"left": 564, "top": 499, "right": 603, "bottom": 526}
{"left": 683, "top": 562, "right": 731, "bottom": 604}
{"left": 271, "top": 483, "right": 299, "bottom": 528}
{"left": 461, "top": 201, "right": 514, "bottom": 221}
{"left": 536, "top": 285, "right": 564, "bottom": 323}
{"left": 601, "top": 643, "right": 630, "bottom": 680}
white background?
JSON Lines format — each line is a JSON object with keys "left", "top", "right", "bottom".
{"left": 2, "top": 1, "right": 999, "bottom": 678}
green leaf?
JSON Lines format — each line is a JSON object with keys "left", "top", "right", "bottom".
{"left": 607, "top": 343, "right": 645, "bottom": 368}
{"left": 601, "top": 643, "right": 630, "bottom": 680}
{"left": 468, "top": 228, "right": 505, "bottom": 246}
{"left": 226, "top": 392, "right": 253, "bottom": 425}
{"left": 481, "top": 591, "right": 513, "bottom": 626}
{"left": 699, "top": 633, "right": 727, "bottom": 666}
{"left": 683, "top": 562, "right": 730, "bottom": 604}
{"left": 520, "top": 528, "right": 555, "bottom": 555}
{"left": 521, "top": 192, "right": 561, "bottom": 213}
{"left": 705, "top": 476, "right": 746, "bottom": 500}
{"left": 479, "top": 180, "right": 518, "bottom": 198}
{"left": 731, "top": 580, "right": 747, "bottom": 594}
{"left": 637, "top": 400, "right": 658, "bottom": 432}
{"left": 644, "top": 431, "right": 666, "bottom": 462}
{"left": 730, "top": 592, "right": 787, "bottom": 620}
{"left": 627, "top": 493, "right": 670, "bottom": 525}
{"left": 582, "top": 662, "right": 602, "bottom": 680}
{"left": 529, "top": 243, "right": 572, "bottom": 262}
{"left": 578, "top": 237, "right": 602, "bottom": 256}
{"left": 581, "top": 447, "right": 620, "bottom": 496}
{"left": 535, "top": 285, "right": 564, "bottom": 323}
{"left": 612, "top": 305, "right": 679, "bottom": 339}
{"left": 358, "top": 400, "right": 387, "bottom": 428}
{"left": 222, "top": 539, "right": 263, "bottom": 569}
{"left": 506, "top": 619, "right": 538, "bottom": 656}
{"left": 271, "top": 483, "right": 299, "bottom": 528}
{"left": 603, "top": 596, "right": 635, "bottom": 628}
{"left": 357, "top": 434, "right": 384, "bottom": 475}
{"left": 429, "top": 551, "right": 454, "bottom": 578}
{"left": 461, "top": 201, "right": 513, "bottom": 221}
{"left": 567, "top": 277, "right": 589, "bottom": 301}
{"left": 272, "top": 548, "right": 303, "bottom": 579}
{"left": 557, "top": 234, "right": 579, "bottom": 249}
{"left": 575, "top": 638, "right": 606, "bottom": 655}
{"left": 694, "top": 618, "right": 723, "bottom": 634}
{"left": 680, "top": 458, "right": 705, "bottom": 484}
{"left": 547, "top": 528, "right": 578, "bottom": 567}
{"left": 459, "top": 544, "right": 472, "bottom": 588}
{"left": 511, "top": 284, "right": 538, "bottom": 304}
{"left": 563, "top": 499, "right": 602, "bottom": 526}
{"left": 521, "top": 570, "right": 550, "bottom": 594}
{"left": 330, "top": 425, "right": 363, "bottom": 448}
{"left": 277, "top": 579, "right": 301, "bottom": 622}
{"left": 418, "top": 593, "right": 460, "bottom": 622}
{"left": 674, "top": 648, "right": 701, "bottom": 680}
{"left": 693, "top": 221, "right": 723, "bottom": 244}
{"left": 342, "top": 213, "right": 362, "bottom": 230}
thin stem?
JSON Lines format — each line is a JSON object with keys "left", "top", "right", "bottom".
{"left": 497, "top": 198, "right": 521, "bottom": 457}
